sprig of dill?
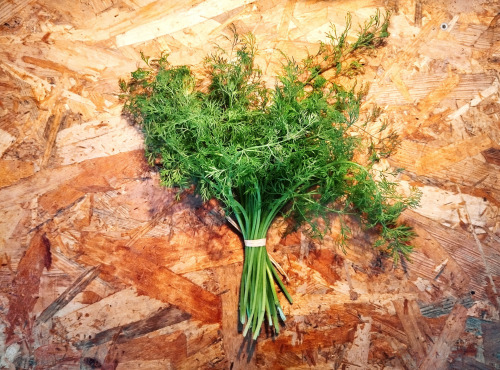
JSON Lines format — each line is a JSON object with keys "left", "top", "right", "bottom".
{"left": 120, "top": 10, "right": 421, "bottom": 340}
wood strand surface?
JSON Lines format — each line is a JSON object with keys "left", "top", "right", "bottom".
{"left": 0, "top": 0, "right": 499, "bottom": 368}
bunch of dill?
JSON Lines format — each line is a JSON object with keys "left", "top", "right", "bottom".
{"left": 120, "top": 11, "right": 420, "bottom": 340}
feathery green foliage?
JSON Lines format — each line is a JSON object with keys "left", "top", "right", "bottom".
{"left": 120, "top": 10, "right": 421, "bottom": 340}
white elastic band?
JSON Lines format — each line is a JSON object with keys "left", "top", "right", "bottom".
{"left": 244, "top": 238, "right": 266, "bottom": 247}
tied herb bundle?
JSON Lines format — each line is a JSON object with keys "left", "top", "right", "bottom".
{"left": 120, "top": 11, "right": 421, "bottom": 340}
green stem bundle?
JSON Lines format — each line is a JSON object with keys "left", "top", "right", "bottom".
{"left": 234, "top": 184, "right": 293, "bottom": 339}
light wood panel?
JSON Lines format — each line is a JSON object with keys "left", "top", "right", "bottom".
{"left": 0, "top": 0, "right": 499, "bottom": 368}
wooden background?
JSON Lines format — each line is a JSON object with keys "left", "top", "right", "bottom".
{"left": 1, "top": 0, "right": 499, "bottom": 368}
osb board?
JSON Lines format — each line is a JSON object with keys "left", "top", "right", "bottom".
{"left": 0, "top": 0, "right": 499, "bottom": 368}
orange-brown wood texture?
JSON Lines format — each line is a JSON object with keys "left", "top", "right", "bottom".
{"left": 0, "top": 0, "right": 499, "bottom": 368}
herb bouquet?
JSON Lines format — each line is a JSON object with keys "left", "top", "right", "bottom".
{"left": 120, "top": 11, "right": 420, "bottom": 340}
